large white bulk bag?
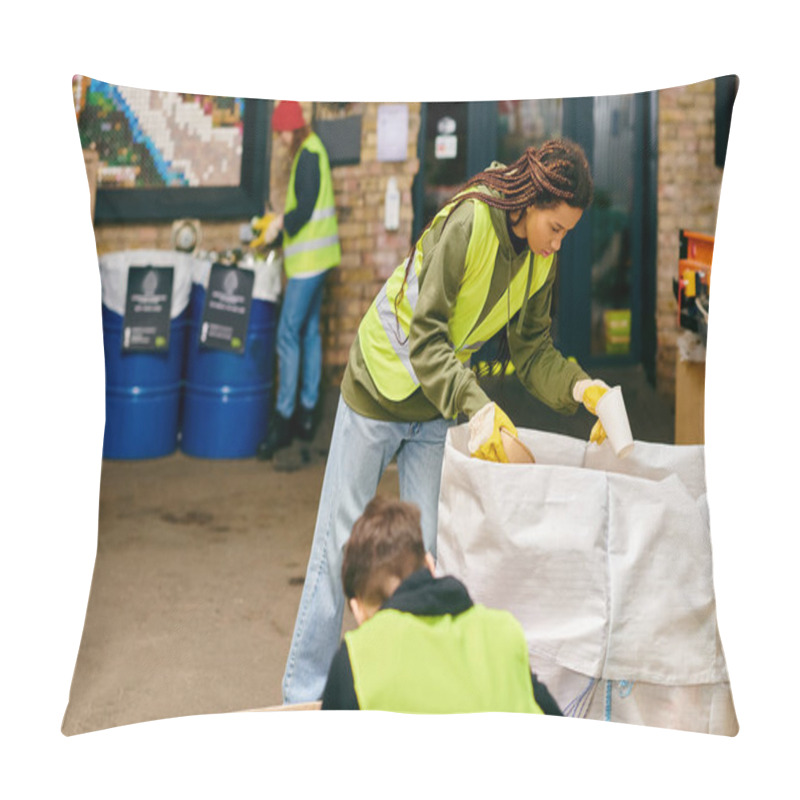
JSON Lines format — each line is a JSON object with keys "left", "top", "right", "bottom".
{"left": 436, "top": 425, "right": 737, "bottom": 735}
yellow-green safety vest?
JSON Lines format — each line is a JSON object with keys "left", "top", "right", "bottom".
{"left": 283, "top": 132, "right": 341, "bottom": 278}
{"left": 358, "top": 197, "right": 554, "bottom": 405}
{"left": 345, "top": 604, "right": 543, "bottom": 714}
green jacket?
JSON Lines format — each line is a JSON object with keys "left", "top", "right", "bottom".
{"left": 341, "top": 193, "right": 588, "bottom": 422}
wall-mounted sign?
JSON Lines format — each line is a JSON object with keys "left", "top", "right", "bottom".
{"left": 435, "top": 115, "right": 458, "bottom": 160}
{"left": 315, "top": 115, "right": 363, "bottom": 167}
{"left": 199, "top": 263, "right": 255, "bottom": 353}
{"left": 435, "top": 135, "right": 458, "bottom": 159}
{"left": 377, "top": 104, "right": 409, "bottom": 162}
{"left": 122, "top": 266, "right": 174, "bottom": 352}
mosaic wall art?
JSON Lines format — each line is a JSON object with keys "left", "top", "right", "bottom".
{"left": 73, "top": 77, "right": 245, "bottom": 190}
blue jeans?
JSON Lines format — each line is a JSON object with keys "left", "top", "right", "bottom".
{"left": 275, "top": 272, "right": 328, "bottom": 419}
{"left": 282, "top": 395, "right": 454, "bottom": 704}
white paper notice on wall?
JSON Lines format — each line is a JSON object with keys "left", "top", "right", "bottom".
{"left": 384, "top": 177, "right": 400, "bottom": 231}
{"left": 377, "top": 104, "right": 409, "bottom": 162}
{"left": 435, "top": 134, "right": 458, "bottom": 159}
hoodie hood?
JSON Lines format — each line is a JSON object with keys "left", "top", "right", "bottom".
{"left": 380, "top": 568, "right": 474, "bottom": 617}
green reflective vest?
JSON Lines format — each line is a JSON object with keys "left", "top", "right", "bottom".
{"left": 357, "top": 197, "right": 553, "bottom": 404}
{"left": 345, "top": 604, "right": 542, "bottom": 714}
{"left": 283, "top": 132, "right": 341, "bottom": 278}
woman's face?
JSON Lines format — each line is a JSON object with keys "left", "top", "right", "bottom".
{"left": 515, "top": 202, "right": 584, "bottom": 258}
{"left": 279, "top": 130, "right": 294, "bottom": 148}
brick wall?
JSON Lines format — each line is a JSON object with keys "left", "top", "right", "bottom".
{"left": 655, "top": 79, "right": 723, "bottom": 398}
{"left": 92, "top": 218, "right": 245, "bottom": 255}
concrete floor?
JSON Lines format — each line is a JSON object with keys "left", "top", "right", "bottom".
{"left": 61, "top": 365, "right": 674, "bottom": 735}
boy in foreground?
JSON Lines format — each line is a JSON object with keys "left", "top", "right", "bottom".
{"left": 321, "top": 496, "right": 561, "bottom": 714}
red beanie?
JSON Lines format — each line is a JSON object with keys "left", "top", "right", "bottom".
{"left": 272, "top": 101, "right": 306, "bottom": 131}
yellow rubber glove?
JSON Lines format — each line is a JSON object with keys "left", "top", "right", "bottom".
{"left": 468, "top": 402, "right": 518, "bottom": 463}
{"left": 581, "top": 384, "right": 606, "bottom": 414}
{"left": 250, "top": 211, "right": 281, "bottom": 249}
{"left": 573, "top": 379, "right": 610, "bottom": 446}
{"left": 589, "top": 419, "right": 607, "bottom": 445}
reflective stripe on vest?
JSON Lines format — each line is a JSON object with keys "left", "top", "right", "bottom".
{"left": 358, "top": 198, "right": 554, "bottom": 404}
{"left": 345, "top": 604, "right": 543, "bottom": 714}
{"left": 283, "top": 132, "right": 341, "bottom": 277}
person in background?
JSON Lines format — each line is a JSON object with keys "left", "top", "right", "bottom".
{"left": 321, "top": 496, "right": 562, "bottom": 715}
{"left": 283, "top": 139, "right": 609, "bottom": 704}
{"left": 257, "top": 100, "right": 340, "bottom": 459}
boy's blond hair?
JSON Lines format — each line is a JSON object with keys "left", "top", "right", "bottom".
{"left": 342, "top": 497, "right": 426, "bottom": 608}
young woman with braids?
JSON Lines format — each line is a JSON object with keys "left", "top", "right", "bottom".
{"left": 282, "top": 139, "right": 611, "bottom": 705}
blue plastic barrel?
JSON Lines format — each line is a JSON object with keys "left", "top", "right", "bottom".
{"left": 101, "top": 305, "right": 188, "bottom": 459}
{"left": 180, "top": 282, "right": 278, "bottom": 458}
{"left": 99, "top": 249, "right": 194, "bottom": 460}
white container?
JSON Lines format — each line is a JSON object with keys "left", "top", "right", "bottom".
{"left": 596, "top": 385, "right": 634, "bottom": 458}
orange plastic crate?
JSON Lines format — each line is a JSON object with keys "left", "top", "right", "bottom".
{"left": 680, "top": 230, "right": 714, "bottom": 268}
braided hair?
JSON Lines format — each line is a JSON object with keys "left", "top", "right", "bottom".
{"left": 394, "top": 138, "right": 592, "bottom": 317}
{"left": 455, "top": 138, "right": 593, "bottom": 223}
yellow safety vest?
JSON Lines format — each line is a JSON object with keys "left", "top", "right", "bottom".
{"left": 345, "top": 604, "right": 543, "bottom": 714}
{"left": 283, "top": 132, "right": 341, "bottom": 278}
{"left": 358, "top": 197, "right": 554, "bottom": 404}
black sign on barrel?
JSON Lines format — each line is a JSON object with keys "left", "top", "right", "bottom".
{"left": 200, "top": 263, "right": 255, "bottom": 353}
{"left": 122, "top": 266, "right": 174, "bottom": 352}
